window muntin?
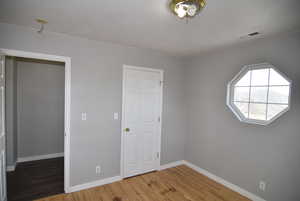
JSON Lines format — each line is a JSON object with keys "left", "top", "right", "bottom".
{"left": 227, "top": 63, "right": 291, "bottom": 125}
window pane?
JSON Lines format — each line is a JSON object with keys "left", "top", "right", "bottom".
{"left": 234, "top": 102, "right": 248, "bottom": 118}
{"left": 251, "top": 68, "right": 269, "bottom": 86}
{"left": 268, "top": 86, "right": 290, "bottom": 104}
{"left": 267, "top": 104, "right": 288, "bottom": 120}
{"left": 250, "top": 87, "right": 268, "bottom": 103}
{"left": 234, "top": 87, "right": 250, "bottom": 102}
{"left": 235, "top": 71, "right": 251, "bottom": 86}
{"left": 249, "top": 103, "right": 266, "bottom": 120}
{"left": 269, "top": 68, "right": 289, "bottom": 86}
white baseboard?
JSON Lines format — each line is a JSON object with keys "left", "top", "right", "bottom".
{"left": 17, "top": 152, "right": 64, "bottom": 163}
{"left": 159, "top": 160, "right": 185, "bottom": 170}
{"left": 69, "top": 176, "right": 122, "bottom": 193}
{"left": 67, "top": 160, "right": 265, "bottom": 201}
{"left": 68, "top": 160, "right": 184, "bottom": 193}
{"left": 6, "top": 163, "right": 16, "bottom": 172}
{"left": 182, "top": 160, "right": 266, "bottom": 201}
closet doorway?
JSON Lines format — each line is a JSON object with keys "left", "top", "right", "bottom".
{"left": 0, "top": 49, "right": 71, "bottom": 201}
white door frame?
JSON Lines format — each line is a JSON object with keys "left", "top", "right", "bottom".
{"left": 0, "top": 48, "right": 71, "bottom": 193}
{"left": 121, "top": 65, "right": 163, "bottom": 179}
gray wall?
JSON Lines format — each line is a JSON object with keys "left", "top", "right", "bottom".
{"left": 5, "top": 56, "right": 18, "bottom": 167}
{"left": 16, "top": 58, "right": 65, "bottom": 158}
{"left": 3, "top": 22, "right": 298, "bottom": 200}
{"left": 0, "top": 23, "right": 186, "bottom": 186}
{"left": 185, "top": 32, "right": 300, "bottom": 201}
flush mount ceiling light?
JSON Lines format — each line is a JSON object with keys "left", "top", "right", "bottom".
{"left": 170, "top": 0, "right": 206, "bottom": 19}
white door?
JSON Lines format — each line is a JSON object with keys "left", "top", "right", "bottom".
{"left": 0, "top": 53, "right": 6, "bottom": 201}
{"left": 122, "top": 66, "right": 163, "bottom": 178}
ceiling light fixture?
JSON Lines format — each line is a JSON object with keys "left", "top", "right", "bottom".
{"left": 169, "top": 0, "right": 206, "bottom": 19}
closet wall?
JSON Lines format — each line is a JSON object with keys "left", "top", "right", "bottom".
{"left": 16, "top": 58, "right": 65, "bottom": 159}
{"left": 6, "top": 57, "right": 65, "bottom": 167}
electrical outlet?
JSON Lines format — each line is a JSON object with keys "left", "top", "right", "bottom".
{"left": 96, "top": 165, "right": 101, "bottom": 174}
{"left": 82, "top": 113, "right": 87, "bottom": 121}
{"left": 259, "top": 181, "right": 266, "bottom": 192}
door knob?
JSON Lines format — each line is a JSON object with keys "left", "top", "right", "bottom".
{"left": 124, "top": 128, "right": 130, "bottom": 132}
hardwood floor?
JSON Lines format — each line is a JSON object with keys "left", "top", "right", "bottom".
{"left": 37, "top": 165, "right": 251, "bottom": 201}
{"left": 7, "top": 157, "right": 64, "bottom": 201}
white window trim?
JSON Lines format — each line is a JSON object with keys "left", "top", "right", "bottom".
{"left": 227, "top": 63, "right": 292, "bottom": 125}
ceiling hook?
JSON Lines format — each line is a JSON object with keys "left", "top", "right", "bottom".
{"left": 36, "top": 19, "right": 48, "bottom": 34}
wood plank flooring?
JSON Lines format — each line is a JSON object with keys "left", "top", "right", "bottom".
{"left": 36, "top": 165, "right": 251, "bottom": 201}
{"left": 7, "top": 157, "right": 64, "bottom": 201}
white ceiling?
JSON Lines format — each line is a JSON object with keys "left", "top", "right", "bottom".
{"left": 0, "top": 0, "right": 300, "bottom": 56}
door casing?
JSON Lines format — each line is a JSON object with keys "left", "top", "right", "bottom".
{"left": 0, "top": 53, "right": 7, "bottom": 201}
{"left": 0, "top": 48, "right": 71, "bottom": 193}
{"left": 121, "top": 65, "right": 164, "bottom": 179}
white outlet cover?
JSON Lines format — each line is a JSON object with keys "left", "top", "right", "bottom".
{"left": 114, "top": 112, "right": 119, "bottom": 120}
{"left": 259, "top": 181, "right": 266, "bottom": 191}
{"left": 82, "top": 113, "right": 87, "bottom": 121}
{"left": 96, "top": 166, "right": 101, "bottom": 174}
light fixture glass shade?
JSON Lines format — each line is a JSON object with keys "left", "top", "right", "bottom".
{"left": 170, "top": 0, "right": 206, "bottom": 18}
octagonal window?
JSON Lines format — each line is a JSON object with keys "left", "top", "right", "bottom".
{"left": 227, "top": 63, "right": 291, "bottom": 125}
